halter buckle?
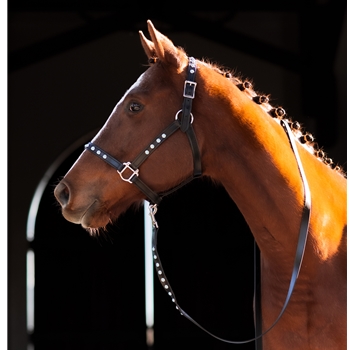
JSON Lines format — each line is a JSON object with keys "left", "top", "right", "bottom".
{"left": 118, "top": 162, "right": 139, "bottom": 183}
{"left": 183, "top": 80, "right": 197, "bottom": 99}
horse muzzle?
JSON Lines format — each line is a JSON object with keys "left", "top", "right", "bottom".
{"left": 54, "top": 182, "right": 109, "bottom": 228}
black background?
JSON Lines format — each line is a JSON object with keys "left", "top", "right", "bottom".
{"left": 8, "top": 2, "right": 346, "bottom": 349}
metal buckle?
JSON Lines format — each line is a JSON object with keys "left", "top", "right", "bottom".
{"left": 118, "top": 162, "right": 139, "bottom": 183}
{"left": 183, "top": 80, "right": 197, "bottom": 99}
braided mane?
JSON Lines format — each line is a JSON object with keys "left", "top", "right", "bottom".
{"left": 203, "top": 60, "right": 346, "bottom": 178}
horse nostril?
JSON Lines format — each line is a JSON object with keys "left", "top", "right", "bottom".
{"left": 54, "top": 182, "right": 70, "bottom": 206}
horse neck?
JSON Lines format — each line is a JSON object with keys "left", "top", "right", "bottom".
{"left": 196, "top": 69, "right": 347, "bottom": 269}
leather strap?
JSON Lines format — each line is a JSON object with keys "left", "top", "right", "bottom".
{"left": 180, "top": 57, "right": 197, "bottom": 132}
{"left": 185, "top": 124, "right": 202, "bottom": 177}
{"left": 132, "top": 121, "right": 181, "bottom": 169}
{"left": 254, "top": 242, "right": 262, "bottom": 350}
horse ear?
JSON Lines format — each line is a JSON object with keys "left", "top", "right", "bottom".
{"left": 139, "top": 20, "right": 186, "bottom": 70}
{"left": 139, "top": 30, "right": 156, "bottom": 59}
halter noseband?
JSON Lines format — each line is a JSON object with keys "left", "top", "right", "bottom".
{"left": 84, "top": 57, "right": 311, "bottom": 348}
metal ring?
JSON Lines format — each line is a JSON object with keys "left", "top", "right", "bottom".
{"left": 175, "top": 109, "right": 194, "bottom": 124}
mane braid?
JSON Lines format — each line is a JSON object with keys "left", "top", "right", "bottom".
{"left": 205, "top": 60, "right": 346, "bottom": 179}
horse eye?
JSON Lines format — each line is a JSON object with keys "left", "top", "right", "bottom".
{"left": 129, "top": 102, "right": 142, "bottom": 112}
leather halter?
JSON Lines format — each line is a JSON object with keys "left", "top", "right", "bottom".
{"left": 85, "top": 57, "right": 201, "bottom": 205}
{"left": 85, "top": 57, "right": 311, "bottom": 347}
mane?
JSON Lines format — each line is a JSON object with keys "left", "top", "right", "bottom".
{"left": 201, "top": 59, "right": 346, "bottom": 179}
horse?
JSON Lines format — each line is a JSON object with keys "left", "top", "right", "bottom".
{"left": 54, "top": 20, "right": 347, "bottom": 349}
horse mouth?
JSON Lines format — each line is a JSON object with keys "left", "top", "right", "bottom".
{"left": 79, "top": 197, "right": 141, "bottom": 231}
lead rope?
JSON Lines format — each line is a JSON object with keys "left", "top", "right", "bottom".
{"left": 148, "top": 119, "right": 311, "bottom": 346}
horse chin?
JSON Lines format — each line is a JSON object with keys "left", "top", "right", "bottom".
{"left": 80, "top": 197, "right": 143, "bottom": 233}
{"left": 81, "top": 213, "right": 110, "bottom": 231}
{"left": 79, "top": 200, "right": 111, "bottom": 231}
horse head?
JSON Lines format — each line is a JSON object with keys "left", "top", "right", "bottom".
{"left": 54, "top": 21, "right": 200, "bottom": 231}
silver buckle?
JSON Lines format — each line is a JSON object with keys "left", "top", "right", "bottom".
{"left": 183, "top": 80, "right": 197, "bottom": 99}
{"left": 118, "top": 162, "right": 139, "bottom": 183}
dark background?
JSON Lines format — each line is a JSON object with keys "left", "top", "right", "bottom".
{"left": 8, "top": 1, "right": 346, "bottom": 350}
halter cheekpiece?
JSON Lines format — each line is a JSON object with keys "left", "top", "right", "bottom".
{"left": 84, "top": 57, "right": 311, "bottom": 347}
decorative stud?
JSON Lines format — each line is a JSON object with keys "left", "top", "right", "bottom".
{"left": 150, "top": 144, "right": 155, "bottom": 149}
{"left": 158, "top": 271, "right": 162, "bottom": 275}
{"left": 190, "top": 69, "right": 195, "bottom": 74}
{"left": 91, "top": 146, "right": 95, "bottom": 151}
{"left": 103, "top": 155, "right": 107, "bottom": 159}
{"left": 162, "top": 133, "right": 166, "bottom": 138}
{"left": 161, "top": 278, "right": 165, "bottom": 282}
{"left": 145, "top": 150, "right": 150, "bottom": 155}
{"left": 168, "top": 292, "right": 172, "bottom": 296}
{"left": 253, "top": 95, "right": 269, "bottom": 104}
{"left": 153, "top": 255, "right": 157, "bottom": 259}
{"left": 165, "top": 285, "right": 169, "bottom": 289}
{"left": 156, "top": 138, "right": 161, "bottom": 143}
{"left": 156, "top": 263, "right": 160, "bottom": 267}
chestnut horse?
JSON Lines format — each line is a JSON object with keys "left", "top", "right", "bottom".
{"left": 54, "top": 21, "right": 346, "bottom": 349}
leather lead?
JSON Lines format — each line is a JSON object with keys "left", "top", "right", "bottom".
{"left": 150, "top": 119, "right": 311, "bottom": 346}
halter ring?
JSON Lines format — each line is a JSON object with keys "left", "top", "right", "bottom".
{"left": 175, "top": 110, "right": 194, "bottom": 124}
